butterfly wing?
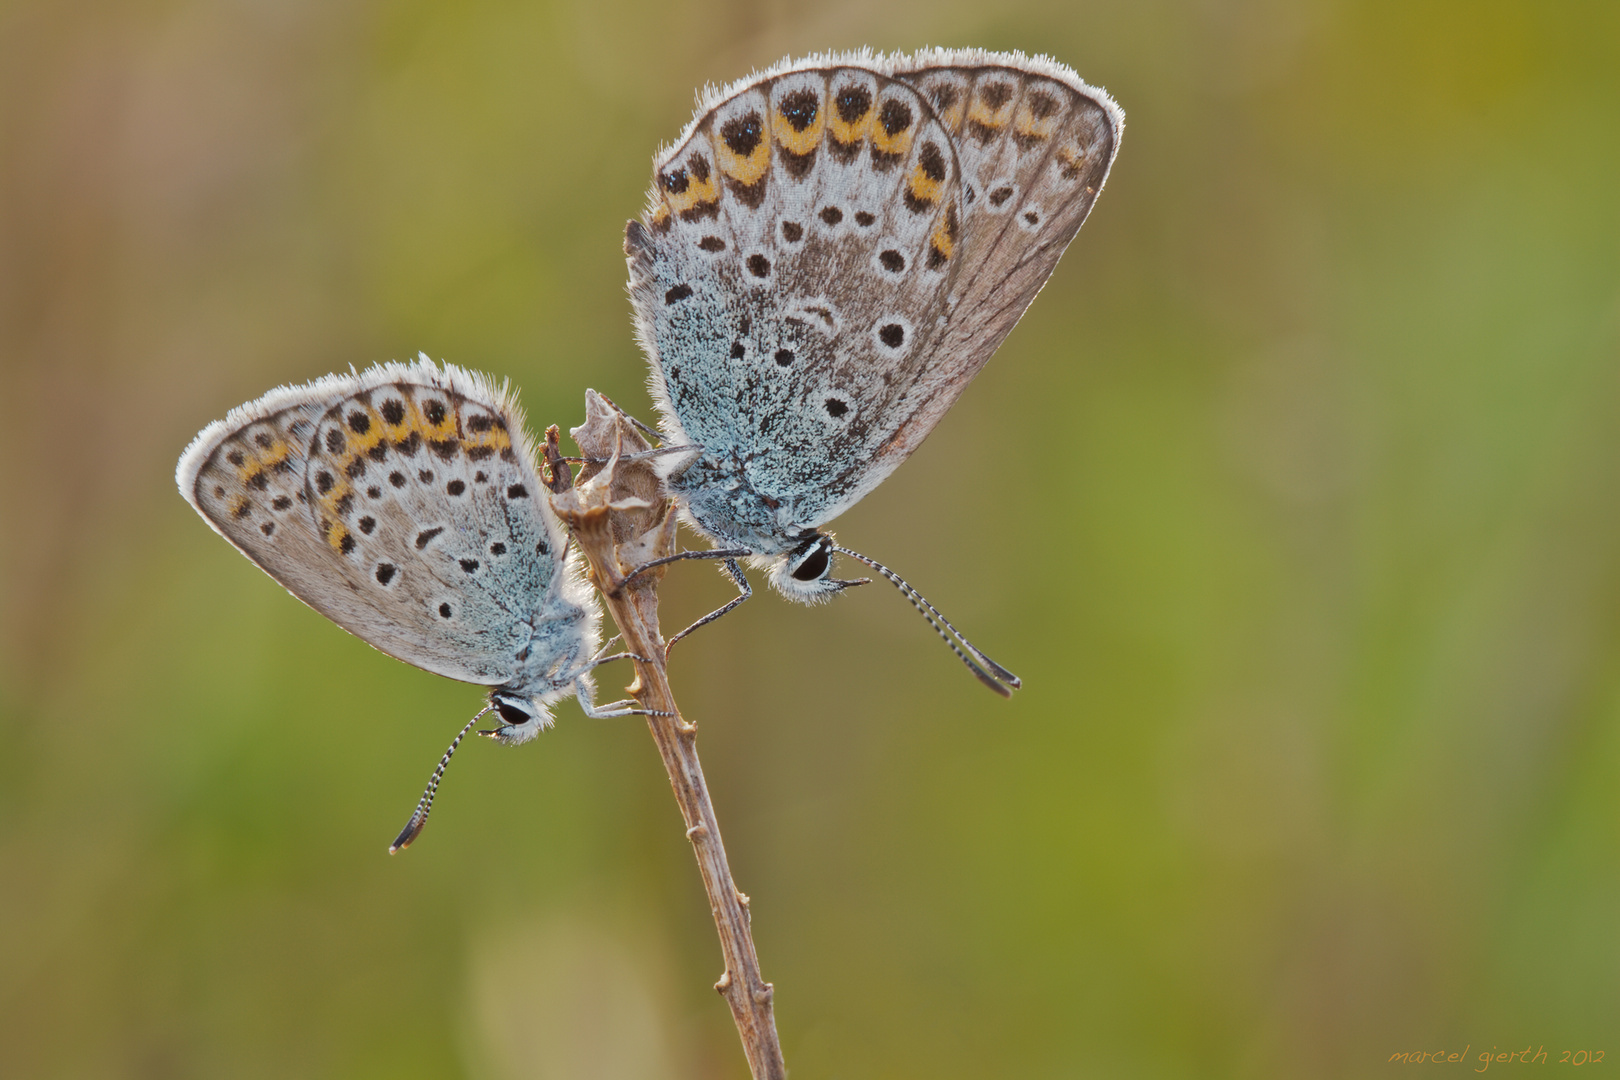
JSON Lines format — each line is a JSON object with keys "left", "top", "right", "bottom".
{"left": 177, "top": 359, "right": 580, "bottom": 686}
{"left": 864, "top": 50, "right": 1122, "bottom": 507}
{"left": 627, "top": 58, "right": 968, "bottom": 547}
{"left": 626, "top": 49, "right": 1121, "bottom": 543}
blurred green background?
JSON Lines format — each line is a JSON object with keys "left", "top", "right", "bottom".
{"left": 3, "top": 1, "right": 1617, "bottom": 1076}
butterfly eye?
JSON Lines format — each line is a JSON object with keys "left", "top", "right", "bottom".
{"left": 495, "top": 699, "right": 533, "bottom": 726}
{"left": 789, "top": 536, "right": 832, "bottom": 581}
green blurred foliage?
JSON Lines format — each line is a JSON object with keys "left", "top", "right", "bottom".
{"left": 2, "top": 0, "right": 1617, "bottom": 1076}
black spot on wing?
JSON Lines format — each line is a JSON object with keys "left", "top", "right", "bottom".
{"left": 720, "top": 112, "right": 763, "bottom": 157}
{"left": 778, "top": 88, "right": 818, "bottom": 131}
{"left": 728, "top": 177, "right": 767, "bottom": 208}
{"left": 780, "top": 148, "right": 816, "bottom": 179}
{"left": 980, "top": 82, "right": 1014, "bottom": 110}
{"left": 878, "top": 99, "right": 912, "bottom": 136}
{"left": 918, "top": 141, "right": 946, "bottom": 181}
{"left": 870, "top": 147, "right": 903, "bottom": 171}
{"left": 835, "top": 84, "right": 871, "bottom": 122}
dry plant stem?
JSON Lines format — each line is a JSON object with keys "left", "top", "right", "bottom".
{"left": 548, "top": 393, "right": 785, "bottom": 1080}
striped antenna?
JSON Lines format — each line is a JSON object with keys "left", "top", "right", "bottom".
{"left": 389, "top": 704, "right": 492, "bottom": 853}
{"left": 833, "top": 546, "right": 1021, "bottom": 697}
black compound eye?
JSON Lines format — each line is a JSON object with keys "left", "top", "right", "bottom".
{"left": 496, "top": 700, "right": 531, "bottom": 726}
{"left": 790, "top": 540, "right": 831, "bottom": 582}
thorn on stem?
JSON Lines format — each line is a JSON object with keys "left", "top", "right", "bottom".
{"left": 687, "top": 823, "right": 708, "bottom": 840}
{"left": 753, "top": 983, "right": 774, "bottom": 1004}
{"left": 736, "top": 890, "right": 750, "bottom": 907}
{"left": 715, "top": 970, "right": 733, "bottom": 992}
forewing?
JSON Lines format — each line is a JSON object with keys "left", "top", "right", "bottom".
{"left": 177, "top": 359, "right": 570, "bottom": 685}
{"left": 862, "top": 51, "right": 1121, "bottom": 491}
{"left": 626, "top": 61, "right": 969, "bottom": 533}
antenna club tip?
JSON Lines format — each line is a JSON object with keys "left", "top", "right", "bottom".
{"left": 389, "top": 818, "right": 425, "bottom": 854}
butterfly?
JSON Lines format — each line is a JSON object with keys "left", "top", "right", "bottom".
{"left": 176, "top": 357, "right": 643, "bottom": 848}
{"left": 623, "top": 48, "right": 1122, "bottom": 693}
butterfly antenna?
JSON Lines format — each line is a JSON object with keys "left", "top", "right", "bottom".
{"left": 833, "top": 547, "right": 1021, "bottom": 697}
{"left": 562, "top": 445, "right": 702, "bottom": 466}
{"left": 389, "top": 704, "right": 492, "bottom": 853}
{"left": 593, "top": 393, "right": 663, "bottom": 443}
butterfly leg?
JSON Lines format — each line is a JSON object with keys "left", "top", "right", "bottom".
{"left": 565, "top": 648, "right": 672, "bottom": 718}
{"left": 665, "top": 558, "right": 752, "bottom": 653}
{"left": 575, "top": 680, "right": 673, "bottom": 719}
{"left": 618, "top": 547, "right": 751, "bottom": 591}
{"left": 581, "top": 636, "right": 655, "bottom": 668}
